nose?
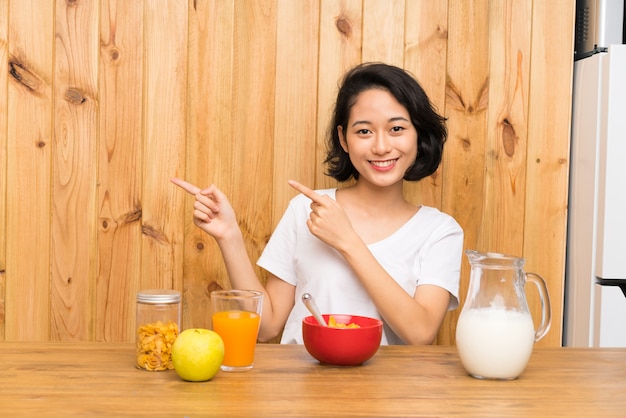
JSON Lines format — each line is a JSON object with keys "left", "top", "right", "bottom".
{"left": 372, "top": 133, "right": 392, "bottom": 155}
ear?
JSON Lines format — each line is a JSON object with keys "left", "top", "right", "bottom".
{"left": 338, "top": 126, "right": 349, "bottom": 153}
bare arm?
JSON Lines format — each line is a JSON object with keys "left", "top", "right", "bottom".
{"left": 170, "top": 178, "right": 294, "bottom": 341}
{"left": 287, "top": 179, "right": 450, "bottom": 344}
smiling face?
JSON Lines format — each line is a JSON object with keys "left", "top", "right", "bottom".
{"left": 338, "top": 88, "right": 418, "bottom": 188}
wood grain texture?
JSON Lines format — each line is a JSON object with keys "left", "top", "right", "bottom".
{"left": 0, "top": 342, "right": 625, "bottom": 416}
{"left": 523, "top": 0, "right": 574, "bottom": 347}
{"left": 273, "top": 0, "right": 319, "bottom": 224}
{"left": 184, "top": 0, "right": 236, "bottom": 330}
{"left": 97, "top": 0, "right": 145, "bottom": 342}
{"left": 5, "top": 0, "right": 54, "bottom": 341}
{"left": 141, "top": 0, "right": 188, "bottom": 292}
{"left": 439, "top": 0, "right": 491, "bottom": 345}
{"left": 0, "top": 1, "right": 576, "bottom": 345}
{"left": 50, "top": 0, "right": 99, "bottom": 341}
{"left": 0, "top": 0, "right": 9, "bottom": 341}
{"left": 228, "top": 0, "right": 276, "bottom": 286}
{"left": 404, "top": 1, "right": 448, "bottom": 209}
{"left": 362, "top": 0, "right": 404, "bottom": 66}
{"left": 478, "top": 0, "right": 531, "bottom": 255}
{"left": 315, "top": 0, "right": 362, "bottom": 191}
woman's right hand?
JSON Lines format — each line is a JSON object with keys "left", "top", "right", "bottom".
{"left": 170, "top": 177, "right": 238, "bottom": 241}
{"left": 172, "top": 177, "right": 294, "bottom": 343}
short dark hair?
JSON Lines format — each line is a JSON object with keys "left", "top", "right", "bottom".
{"left": 324, "top": 62, "right": 447, "bottom": 182}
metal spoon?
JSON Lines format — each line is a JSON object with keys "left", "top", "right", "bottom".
{"left": 302, "top": 293, "right": 328, "bottom": 327}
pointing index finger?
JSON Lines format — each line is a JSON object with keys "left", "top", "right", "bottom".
{"left": 288, "top": 179, "right": 323, "bottom": 203}
{"left": 171, "top": 177, "right": 201, "bottom": 195}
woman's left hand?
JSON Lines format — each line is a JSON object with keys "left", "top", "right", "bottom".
{"left": 288, "top": 180, "right": 360, "bottom": 252}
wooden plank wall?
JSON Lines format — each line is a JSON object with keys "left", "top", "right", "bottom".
{"left": 0, "top": 0, "right": 574, "bottom": 347}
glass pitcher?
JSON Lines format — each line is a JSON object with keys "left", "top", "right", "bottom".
{"left": 455, "top": 250, "right": 551, "bottom": 380}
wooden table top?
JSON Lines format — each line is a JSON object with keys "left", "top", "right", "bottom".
{"left": 0, "top": 342, "right": 624, "bottom": 417}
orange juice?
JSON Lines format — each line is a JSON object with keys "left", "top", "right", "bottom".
{"left": 212, "top": 310, "right": 260, "bottom": 368}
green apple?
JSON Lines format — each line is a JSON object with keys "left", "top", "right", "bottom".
{"left": 171, "top": 328, "right": 224, "bottom": 382}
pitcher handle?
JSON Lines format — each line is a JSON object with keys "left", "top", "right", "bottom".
{"left": 526, "top": 272, "right": 552, "bottom": 342}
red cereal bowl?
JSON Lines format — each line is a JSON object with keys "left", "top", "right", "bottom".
{"left": 302, "top": 314, "right": 383, "bottom": 366}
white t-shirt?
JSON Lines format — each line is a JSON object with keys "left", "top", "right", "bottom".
{"left": 256, "top": 188, "right": 463, "bottom": 345}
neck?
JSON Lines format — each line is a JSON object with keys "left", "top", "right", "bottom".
{"left": 341, "top": 180, "right": 409, "bottom": 211}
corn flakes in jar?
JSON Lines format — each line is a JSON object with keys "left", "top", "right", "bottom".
{"left": 135, "top": 290, "right": 181, "bottom": 371}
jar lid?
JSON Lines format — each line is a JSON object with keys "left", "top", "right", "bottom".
{"left": 136, "top": 289, "right": 181, "bottom": 304}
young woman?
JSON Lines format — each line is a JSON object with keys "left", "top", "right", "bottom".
{"left": 172, "top": 62, "right": 463, "bottom": 345}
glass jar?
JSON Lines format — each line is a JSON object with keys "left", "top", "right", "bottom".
{"left": 135, "top": 289, "right": 182, "bottom": 371}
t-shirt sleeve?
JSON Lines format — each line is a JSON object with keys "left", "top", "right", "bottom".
{"left": 256, "top": 196, "right": 301, "bottom": 286}
{"left": 416, "top": 215, "right": 464, "bottom": 310}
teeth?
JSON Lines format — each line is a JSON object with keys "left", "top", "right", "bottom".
{"left": 371, "top": 160, "right": 396, "bottom": 167}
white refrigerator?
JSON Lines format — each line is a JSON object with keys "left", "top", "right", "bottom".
{"left": 564, "top": 0, "right": 626, "bottom": 347}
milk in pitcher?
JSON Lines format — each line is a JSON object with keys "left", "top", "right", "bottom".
{"left": 456, "top": 307, "right": 535, "bottom": 380}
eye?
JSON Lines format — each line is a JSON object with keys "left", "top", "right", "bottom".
{"left": 391, "top": 126, "right": 404, "bottom": 133}
{"left": 356, "top": 128, "right": 372, "bottom": 135}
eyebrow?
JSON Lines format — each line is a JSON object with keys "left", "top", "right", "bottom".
{"left": 350, "top": 116, "right": 410, "bottom": 128}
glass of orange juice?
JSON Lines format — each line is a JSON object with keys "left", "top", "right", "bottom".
{"left": 210, "top": 289, "right": 263, "bottom": 372}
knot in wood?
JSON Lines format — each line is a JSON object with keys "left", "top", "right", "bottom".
{"left": 109, "top": 48, "right": 120, "bottom": 62}
{"left": 9, "top": 60, "right": 43, "bottom": 93}
{"left": 501, "top": 118, "right": 516, "bottom": 157}
{"left": 65, "top": 88, "right": 87, "bottom": 105}
{"left": 436, "top": 25, "right": 448, "bottom": 39}
{"left": 335, "top": 17, "right": 352, "bottom": 36}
